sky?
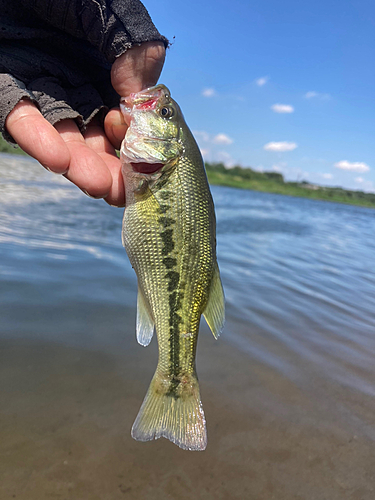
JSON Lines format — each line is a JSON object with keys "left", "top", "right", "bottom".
{"left": 145, "top": 0, "right": 374, "bottom": 191}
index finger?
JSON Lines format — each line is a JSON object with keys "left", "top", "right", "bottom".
{"left": 104, "top": 107, "right": 127, "bottom": 151}
{"left": 5, "top": 100, "right": 70, "bottom": 174}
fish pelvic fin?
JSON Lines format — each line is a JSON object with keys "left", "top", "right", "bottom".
{"left": 131, "top": 371, "right": 207, "bottom": 451}
{"left": 136, "top": 286, "right": 154, "bottom": 346}
{"left": 203, "top": 263, "right": 225, "bottom": 339}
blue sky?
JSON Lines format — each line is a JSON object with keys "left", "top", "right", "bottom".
{"left": 145, "top": 0, "right": 374, "bottom": 191}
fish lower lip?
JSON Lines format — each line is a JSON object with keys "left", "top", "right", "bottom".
{"left": 131, "top": 162, "right": 164, "bottom": 174}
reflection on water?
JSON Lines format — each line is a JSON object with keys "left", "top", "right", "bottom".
{"left": 1, "top": 154, "right": 375, "bottom": 497}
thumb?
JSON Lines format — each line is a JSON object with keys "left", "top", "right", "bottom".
{"left": 107, "top": 41, "right": 166, "bottom": 150}
{"left": 111, "top": 41, "right": 166, "bottom": 98}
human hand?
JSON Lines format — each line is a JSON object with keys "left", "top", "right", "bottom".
{"left": 5, "top": 41, "right": 166, "bottom": 207}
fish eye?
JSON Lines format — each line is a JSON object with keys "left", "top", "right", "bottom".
{"left": 160, "top": 106, "right": 174, "bottom": 118}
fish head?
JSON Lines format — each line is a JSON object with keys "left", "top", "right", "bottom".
{"left": 120, "top": 85, "right": 184, "bottom": 176}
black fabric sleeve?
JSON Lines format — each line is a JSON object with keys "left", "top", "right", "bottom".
{"left": 0, "top": 0, "right": 168, "bottom": 141}
{"left": 28, "top": 0, "right": 168, "bottom": 63}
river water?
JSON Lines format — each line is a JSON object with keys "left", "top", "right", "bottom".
{"left": 1, "top": 154, "right": 375, "bottom": 499}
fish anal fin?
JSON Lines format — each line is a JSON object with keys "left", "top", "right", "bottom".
{"left": 137, "top": 286, "right": 154, "bottom": 347}
{"left": 203, "top": 264, "right": 225, "bottom": 339}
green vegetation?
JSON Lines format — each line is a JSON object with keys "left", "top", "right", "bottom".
{"left": 206, "top": 162, "right": 375, "bottom": 208}
{"left": 0, "top": 134, "right": 28, "bottom": 155}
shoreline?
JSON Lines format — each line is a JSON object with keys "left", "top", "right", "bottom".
{"left": 1, "top": 140, "right": 374, "bottom": 209}
{"left": 206, "top": 166, "right": 375, "bottom": 209}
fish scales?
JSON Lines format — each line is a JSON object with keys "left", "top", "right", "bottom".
{"left": 120, "top": 85, "right": 225, "bottom": 451}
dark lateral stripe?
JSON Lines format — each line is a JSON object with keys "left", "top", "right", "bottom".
{"left": 165, "top": 270, "right": 179, "bottom": 291}
{"left": 167, "top": 306, "right": 182, "bottom": 397}
{"left": 158, "top": 216, "right": 175, "bottom": 227}
{"left": 157, "top": 204, "right": 170, "bottom": 214}
{"left": 160, "top": 229, "right": 175, "bottom": 255}
{"left": 169, "top": 290, "right": 183, "bottom": 310}
{"left": 156, "top": 196, "right": 182, "bottom": 395}
{"left": 163, "top": 257, "right": 177, "bottom": 269}
{"left": 159, "top": 190, "right": 171, "bottom": 200}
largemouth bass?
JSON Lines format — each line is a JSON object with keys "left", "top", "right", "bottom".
{"left": 120, "top": 84, "right": 225, "bottom": 451}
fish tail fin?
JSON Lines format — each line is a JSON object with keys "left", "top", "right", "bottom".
{"left": 131, "top": 371, "right": 207, "bottom": 451}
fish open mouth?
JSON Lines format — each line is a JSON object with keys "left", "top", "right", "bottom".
{"left": 131, "top": 162, "right": 165, "bottom": 174}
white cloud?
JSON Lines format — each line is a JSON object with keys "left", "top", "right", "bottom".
{"left": 193, "top": 130, "right": 210, "bottom": 142}
{"left": 202, "top": 88, "right": 216, "bottom": 97}
{"left": 355, "top": 177, "right": 364, "bottom": 183}
{"left": 321, "top": 173, "right": 333, "bottom": 179}
{"left": 304, "top": 91, "right": 330, "bottom": 100}
{"left": 215, "top": 151, "right": 236, "bottom": 168}
{"left": 213, "top": 133, "right": 233, "bottom": 145}
{"left": 271, "top": 104, "right": 294, "bottom": 114}
{"left": 263, "top": 141, "right": 297, "bottom": 152}
{"left": 255, "top": 76, "right": 268, "bottom": 87}
{"left": 193, "top": 130, "right": 236, "bottom": 165}
{"left": 334, "top": 161, "right": 370, "bottom": 173}
{"left": 193, "top": 131, "right": 233, "bottom": 145}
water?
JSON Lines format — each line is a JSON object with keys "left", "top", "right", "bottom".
{"left": 1, "top": 154, "right": 375, "bottom": 499}
{"left": 216, "top": 187, "right": 375, "bottom": 398}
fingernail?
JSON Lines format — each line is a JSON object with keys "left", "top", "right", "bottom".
{"left": 106, "top": 201, "right": 125, "bottom": 208}
{"left": 41, "top": 163, "right": 68, "bottom": 175}
{"left": 104, "top": 194, "right": 125, "bottom": 208}
{"left": 81, "top": 189, "right": 103, "bottom": 200}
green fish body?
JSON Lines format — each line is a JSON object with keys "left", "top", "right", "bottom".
{"left": 120, "top": 85, "right": 224, "bottom": 451}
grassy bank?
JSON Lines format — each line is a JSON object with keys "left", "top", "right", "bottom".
{"left": 206, "top": 162, "right": 375, "bottom": 208}
{"left": 0, "top": 135, "right": 28, "bottom": 156}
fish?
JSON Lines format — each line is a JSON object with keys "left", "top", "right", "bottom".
{"left": 120, "top": 84, "right": 225, "bottom": 451}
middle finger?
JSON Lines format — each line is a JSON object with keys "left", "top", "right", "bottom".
{"left": 83, "top": 121, "right": 125, "bottom": 207}
{"left": 55, "top": 119, "right": 113, "bottom": 199}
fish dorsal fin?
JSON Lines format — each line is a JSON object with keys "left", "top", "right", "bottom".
{"left": 137, "top": 286, "right": 155, "bottom": 346}
{"left": 203, "top": 264, "right": 225, "bottom": 339}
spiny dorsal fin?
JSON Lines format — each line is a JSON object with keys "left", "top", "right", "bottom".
{"left": 203, "top": 264, "right": 225, "bottom": 339}
{"left": 137, "top": 286, "right": 154, "bottom": 346}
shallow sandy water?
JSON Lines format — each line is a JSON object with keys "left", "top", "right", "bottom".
{"left": 1, "top": 310, "right": 374, "bottom": 499}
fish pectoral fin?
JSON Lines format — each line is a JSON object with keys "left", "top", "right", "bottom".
{"left": 203, "top": 264, "right": 225, "bottom": 339}
{"left": 136, "top": 286, "right": 155, "bottom": 347}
